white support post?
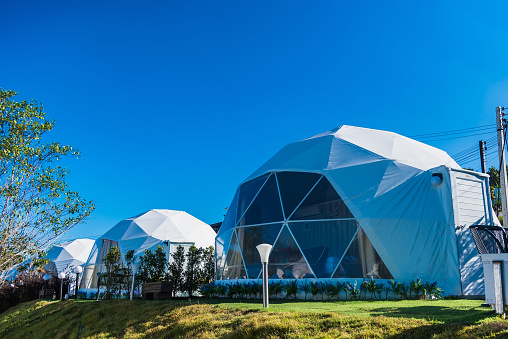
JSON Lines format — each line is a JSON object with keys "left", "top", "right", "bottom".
{"left": 493, "top": 261, "right": 505, "bottom": 316}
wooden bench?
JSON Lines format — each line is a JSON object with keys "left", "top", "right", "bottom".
{"left": 142, "top": 281, "right": 173, "bottom": 300}
{"left": 39, "top": 288, "right": 55, "bottom": 299}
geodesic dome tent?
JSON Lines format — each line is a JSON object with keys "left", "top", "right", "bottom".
{"left": 216, "top": 125, "right": 498, "bottom": 296}
{"left": 81, "top": 209, "right": 216, "bottom": 289}
{"left": 44, "top": 238, "right": 95, "bottom": 275}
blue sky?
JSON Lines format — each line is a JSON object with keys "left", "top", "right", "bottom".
{"left": 2, "top": 1, "right": 508, "bottom": 240}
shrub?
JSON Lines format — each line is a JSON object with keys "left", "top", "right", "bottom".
{"left": 346, "top": 281, "right": 360, "bottom": 300}
{"left": 0, "top": 272, "right": 46, "bottom": 313}
{"left": 326, "top": 282, "right": 339, "bottom": 300}
{"left": 300, "top": 281, "right": 311, "bottom": 300}
{"left": 423, "top": 281, "right": 443, "bottom": 299}
{"left": 284, "top": 280, "right": 298, "bottom": 299}
{"left": 199, "top": 282, "right": 216, "bottom": 298}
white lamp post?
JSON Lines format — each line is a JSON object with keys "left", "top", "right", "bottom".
{"left": 256, "top": 244, "right": 272, "bottom": 308}
{"left": 130, "top": 263, "right": 140, "bottom": 301}
{"left": 43, "top": 274, "right": 50, "bottom": 299}
{"left": 73, "top": 266, "right": 83, "bottom": 299}
{"left": 58, "top": 272, "right": 66, "bottom": 301}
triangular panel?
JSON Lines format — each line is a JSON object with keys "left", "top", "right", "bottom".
{"left": 218, "top": 189, "right": 240, "bottom": 235}
{"left": 332, "top": 228, "right": 393, "bottom": 279}
{"left": 276, "top": 172, "right": 322, "bottom": 219}
{"left": 236, "top": 173, "right": 270, "bottom": 224}
{"left": 239, "top": 174, "right": 284, "bottom": 226}
{"left": 289, "top": 220, "right": 358, "bottom": 278}
{"left": 236, "top": 223, "right": 282, "bottom": 279}
{"left": 215, "top": 229, "right": 233, "bottom": 280}
{"left": 223, "top": 231, "right": 247, "bottom": 280}
{"left": 290, "top": 176, "right": 353, "bottom": 220}
{"left": 268, "top": 225, "right": 314, "bottom": 279}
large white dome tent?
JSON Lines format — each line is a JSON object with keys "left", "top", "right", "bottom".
{"left": 81, "top": 209, "right": 216, "bottom": 289}
{"left": 216, "top": 125, "right": 498, "bottom": 296}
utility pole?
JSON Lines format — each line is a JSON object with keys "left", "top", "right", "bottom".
{"left": 480, "top": 140, "right": 487, "bottom": 174}
{"left": 496, "top": 106, "right": 508, "bottom": 227}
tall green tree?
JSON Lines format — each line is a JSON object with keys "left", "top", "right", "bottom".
{"left": 137, "top": 246, "right": 167, "bottom": 283}
{"left": 168, "top": 245, "right": 185, "bottom": 297}
{"left": 183, "top": 245, "right": 203, "bottom": 297}
{"left": 201, "top": 246, "right": 215, "bottom": 285}
{"left": 0, "top": 89, "right": 95, "bottom": 283}
{"left": 102, "top": 246, "right": 122, "bottom": 299}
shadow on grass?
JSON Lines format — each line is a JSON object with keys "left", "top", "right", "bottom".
{"left": 369, "top": 305, "right": 493, "bottom": 324}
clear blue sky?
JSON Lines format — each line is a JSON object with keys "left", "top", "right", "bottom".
{"left": 2, "top": 1, "right": 508, "bottom": 240}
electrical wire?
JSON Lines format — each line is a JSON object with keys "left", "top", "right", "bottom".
{"left": 451, "top": 136, "right": 497, "bottom": 159}
{"left": 416, "top": 131, "right": 497, "bottom": 143}
{"left": 409, "top": 124, "right": 496, "bottom": 138}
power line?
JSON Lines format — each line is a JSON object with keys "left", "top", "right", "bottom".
{"left": 420, "top": 130, "right": 497, "bottom": 143}
{"left": 457, "top": 150, "right": 498, "bottom": 166}
{"left": 409, "top": 124, "right": 496, "bottom": 138}
{"left": 451, "top": 136, "right": 497, "bottom": 159}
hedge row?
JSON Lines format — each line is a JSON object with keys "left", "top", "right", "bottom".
{"left": 200, "top": 278, "right": 443, "bottom": 301}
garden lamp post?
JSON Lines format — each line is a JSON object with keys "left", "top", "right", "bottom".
{"left": 43, "top": 274, "right": 50, "bottom": 299}
{"left": 130, "top": 263, "right": 140, "bottom": 301}
{"left": 256, "top": 244, "right": 272, "bottom": 308}
{"left": 58, "top": 272, "right": 66, "bottom": 301}
{"left": 74, "top": 266, "right": 83, "bottom": 299}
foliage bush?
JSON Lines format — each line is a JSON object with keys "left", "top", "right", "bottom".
{"left": 0, "top": 271, "right": 72, "bottom": 313}
{"left": 199, "top": 277, "right": 444, "bottom": 302}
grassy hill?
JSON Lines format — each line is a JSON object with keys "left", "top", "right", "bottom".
{"left": 0, "top": 298, "right": 507, "bottom": 338}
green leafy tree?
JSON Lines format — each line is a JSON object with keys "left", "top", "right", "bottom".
{"left": 123, "top": 250, "right": 135, "bottom": 296}
{"left": 0, "top": 89, "right": 95, "bottom": 283}
{"left": 168, "top": 245, "right": 185, "bottom": 297}
{"left": 201, "top": 246, "right": 215, "bottom": 285}
{"left": 183, "top": 245, "right": 203, "bottom": 297}
{"left": 138, "top": 246, "right": 167, "bottom": 283}
{"left": 102, "top": 246, "right": 122, "bottom": 299}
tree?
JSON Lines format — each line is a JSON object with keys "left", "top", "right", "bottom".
{"left": 488, "top": 166, "right": 502, "bottom": 216}
{"left": 123, "top": 249, "right": 135, "bottom": 296}
{"left": 167, "top": 245, "right": 185, "bottom": 297}
{"left": 0, "top": 89, "right": 95, "bottom": 284}
{"left": 183, "top": 245, "right": 203, "bottom": 297}
{"left": 102, "top": 246, "right": 122, "bottom": 299}
{"left": 137, "top": 246, "right": 167, "bottom": 283}
{"left": 201, "top": 246, "right": 215, "bottom": 285}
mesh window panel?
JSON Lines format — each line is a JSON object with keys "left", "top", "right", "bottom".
{"left": 470, "top": 227, "right": 506, "bottom": 254}
{"left": 236, "top": 223, "right": 282, "bottom": 279}
{"left": 276, "top": 172, "right": 322, "bottom": 219}
{"left": 238, "top": 174, "right": 284, "bottom": 226}
{"left": 268, "top": 226, "right": 314, "bottom": 279}
{"left": 236, "top": 173, "right": 270, "bottom": 224}
{"left": 333, "top": 228, "right": 393, "bottom": 279}
{"left": 223, "top": 231, "right": 247, "bottom": 280}
{"left": 290, "top": 176, "right": 353, "bottom": 220}
{"left": 215, "top": 229, "right": 233, "bottom": 280}
{"left": 289, "top": 220, "right": 358, "bottom": 278}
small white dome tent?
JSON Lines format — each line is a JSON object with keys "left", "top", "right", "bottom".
{"left": 44, "top": 238, "right": 95, "bottom": 275}
{"left": 216, "top": 125, "right": 498, "bottom": 296}
{"left": 81, "top": 209, "right": 216, "bottom": 289}
{"left": 1, "top": 238, "right": 95, "bottom": 282}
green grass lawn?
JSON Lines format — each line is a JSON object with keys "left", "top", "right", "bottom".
{"left": 0, "top": 298, "right": 507, "bottom": 338}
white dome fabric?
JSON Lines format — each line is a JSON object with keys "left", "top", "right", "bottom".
{"left": 247, "top": 125, "right": 460, "bottom": 181}
{"left": 45, "top": 238, "right": 95, "bottom": 274}
{"left": 218, "top": 125, "right": 496, "bottom": 295}
{"left": 81, "top": 209, "right": 216, "bottom": 289}
{"left": 85, "top": 209, "right": 215, "bottom": 265}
